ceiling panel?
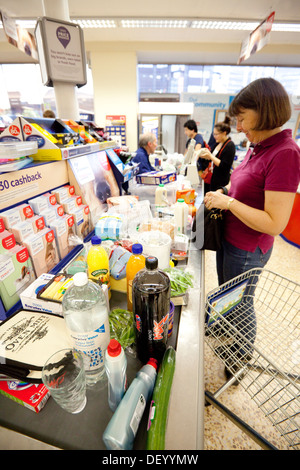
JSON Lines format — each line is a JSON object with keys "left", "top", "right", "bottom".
{"left": 0, "top": 0, "right": 299, "bottom": 66}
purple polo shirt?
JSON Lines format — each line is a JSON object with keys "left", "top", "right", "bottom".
{"left": 225, "top": 129, "right": 300, "bottom": 253}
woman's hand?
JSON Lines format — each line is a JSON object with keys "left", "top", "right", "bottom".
{"left": 204, "top": 191, "right": 230, "bottom": 210}
{"left": 199, "top": 149, "right": 211, "bottom": 160}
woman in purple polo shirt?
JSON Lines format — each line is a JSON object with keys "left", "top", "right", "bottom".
{"left": 204, "top": 78, "right": 300, "bottom": 370}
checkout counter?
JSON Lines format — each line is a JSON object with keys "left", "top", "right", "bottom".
{"left": 0, "top": 180, "right": 205, "bottom": 451}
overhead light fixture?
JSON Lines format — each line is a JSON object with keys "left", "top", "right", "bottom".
{"left": 1, "top": 18, "right": 300, "bottom": 32}
{"left": 191, "top": 20, "right": 260, "bottom": 31}
{"left": 72, "top": 19, "right": 116, "bottom": 28}
{"left": 121, "top": 19, "right": 189, "bottom": 28}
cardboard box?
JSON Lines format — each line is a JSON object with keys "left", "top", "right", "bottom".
{"left": 20, "top": 272, "right": 109, "bottom": 315}
{"left": 0, "top": 245, "right": 35, "bottom": 311}
{"left": 23, "top": 228, "right": 60, "bottom": 277}
{"left": 136, "top": 171, "right": 177, "bottom": 185}
{"left": 20, "top": 272, "right": 62, "bottom": 315}
{"left": 0, "top": 380, "right": 50, "bottom": 413}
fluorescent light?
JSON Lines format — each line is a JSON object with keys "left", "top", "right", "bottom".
{"left": 121, "top": 19, "right": 189, "bottom": 28}
{"left": 191, "top": 20, "right": 260, "bottom": 31}
{"left": 0, "top": 18, "right": 299, "bottom": 32}
{"left": 72, "top": 19, "right": 116, "bottom": 28}
{"left": 272, "top": 23, "right": 300, "bottom": 32}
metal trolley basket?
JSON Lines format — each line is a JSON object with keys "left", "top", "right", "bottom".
{"left": 204, "top": 268, "right": 300, "bottom": 450}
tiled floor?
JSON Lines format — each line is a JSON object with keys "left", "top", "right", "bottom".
{"left": 203, "top": 235, "right": 300, "bottom": 450}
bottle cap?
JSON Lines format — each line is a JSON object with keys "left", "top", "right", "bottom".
{"left": 177, "top": 198, "right": 185, "bottom": 203}
{"left": 73, "top": 271, "right": 88, "bottom": 287}
{"left": 107, "top": 339, "right": 122, "bottom": 357}
{"left": 147, "top": 358, "right": 158, "bottom": 370}
{"left": 158, "top": 183, "right": 164, "bottom": 187}
{"left": 132, "top": 243, "right": 143, "bottom": 254}
{"left": 91, "top": 235, "right": 102, "bottom": 245}
{"left": 145, "top": 256, "right": 158, "bottom": 270}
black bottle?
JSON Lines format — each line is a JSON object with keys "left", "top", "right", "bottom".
{"left": 132, "top": 256, "right": 170, "bottom": 364}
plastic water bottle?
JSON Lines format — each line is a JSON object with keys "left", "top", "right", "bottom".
{"left": 103, "top": 359, "right": 157, "bottom": 450}
{"left": 62, "top": 271, "right": 110, "bottom": 386}
{"left": 105, "top": 339, "right": 127, "bottom": 412}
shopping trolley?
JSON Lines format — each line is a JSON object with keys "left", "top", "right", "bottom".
{"left": 204, "top": 268, "right": 300, "bottom": 450}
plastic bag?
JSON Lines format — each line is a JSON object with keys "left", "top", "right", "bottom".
{"left": 109, "top": 308, "right": 135, "bottom": 351}
{"left": 164, "top": 267, "right": 194, "bottom": 297}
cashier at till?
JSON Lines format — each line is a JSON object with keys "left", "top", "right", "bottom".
{"left": 132, "top": 133, "right": 157, "bottom": 174}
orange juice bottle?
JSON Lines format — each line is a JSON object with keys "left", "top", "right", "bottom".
{"left": 126, "top": 244, "right": 145, "bottom": 311}
{"left": 87, "top": 236, "right": 111, "bottom": 298}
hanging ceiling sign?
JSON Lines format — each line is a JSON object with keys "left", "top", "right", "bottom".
{"left": 0, "top": 10, "right": 38, "bottom": 61}
{"left": 34, "top": 16, "right": 87, "bottom": 87}
{"left": 237, "top": 11, "right": 275, "bottom": 64}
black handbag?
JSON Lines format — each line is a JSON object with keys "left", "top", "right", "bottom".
{"left": 191, "top": 203, "right": 224, "bottom": 251}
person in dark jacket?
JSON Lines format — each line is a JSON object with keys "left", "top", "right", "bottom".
{"left": 132, "top": 133, "right": 157, "bottom": 174}
{"left": 199, "top": 116, "right": 236, "bottom": 193}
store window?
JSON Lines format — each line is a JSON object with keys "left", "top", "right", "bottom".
{"left": 137, "top": 64, "right": 300, "bottom": 96}
{"left": 0, "top": 64, "right": 94, "bottom": 124}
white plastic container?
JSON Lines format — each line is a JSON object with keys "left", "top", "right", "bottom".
{"left": 62, "top": 272, "right": 110, "bottom": 386}
{"left": 105, "top": 339, "right": 127, "bottom": 412}
{"left": 137, "top": 230, "right": 171, "bottom": 270}
{"left": 102, "top": 359, "right": 157, "bottom": 450}
{"left": 174, "top": 198, "right": 189, "bottom": 234}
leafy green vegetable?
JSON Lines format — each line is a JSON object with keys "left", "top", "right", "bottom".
{"left": 164, "top": 267, "right": 194, "bottom": 297}
{"left": 109, "top": 308, "right": 135, "bottom": 349}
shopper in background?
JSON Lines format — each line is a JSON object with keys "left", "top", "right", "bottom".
{"left": 199, "top": 116, "right": 236, "bottom": 193}
{"left": 183, "top": 119, "right": 207, "bottom": 172}
{"left": 132, "top": 132, "right": 158, "bottom": 175}
{"left": 204, "top": 77, "right": 300, "bottom": 368}
{"left": 43, "top": 109, "right": 55, "bottom": 118}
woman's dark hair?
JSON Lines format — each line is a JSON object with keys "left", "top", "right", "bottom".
{"left": 214, "top": 115, "right": 231, "bottom": 135}
{"left": 228, "top": 77, "right": 291, "bottom": 131}
{"left": 184, "top": 119, "right": 198, "bottom": 133}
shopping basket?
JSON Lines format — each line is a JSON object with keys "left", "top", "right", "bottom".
{"left": 204, "top": 268, "right": 300, "bottom": 450}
